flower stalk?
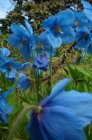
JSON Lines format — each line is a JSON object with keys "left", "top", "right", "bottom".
{"left": 7, "top": 105, "right": 36, "bottom": 140}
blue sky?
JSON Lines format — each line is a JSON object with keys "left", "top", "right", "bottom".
{"left": 0, "top": 0, "right": 15, "bottom": 19}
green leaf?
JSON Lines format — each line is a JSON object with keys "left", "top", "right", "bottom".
{"left": 76, "top": 66, "right": 92, "bottom": 78}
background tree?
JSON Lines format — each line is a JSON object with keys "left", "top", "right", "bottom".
{"left": 0, "top": 0, "right": 85, "bottom": 33}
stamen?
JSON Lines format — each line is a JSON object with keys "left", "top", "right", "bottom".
{"left": 35, "top": 106, "right": 42, "bottom": 113}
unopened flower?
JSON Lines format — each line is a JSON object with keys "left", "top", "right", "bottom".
{"left": 32, "top": 54, "right": 49, "bottom": 71}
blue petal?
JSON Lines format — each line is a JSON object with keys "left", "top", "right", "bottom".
{"left": 39, "top": 32, "right": 56, "bottom": 56}
{"left": 41, "top": 106, "right": 85, "bottom": 140}
{"left": 8, "top": 34, "right": 22, "bottom": 49}
{"left": 42, "top": 15, "right": 56, "bottom": 31}
{"left": 0, "top": 55, "right": 10, "bottom": 64}
{"left": 6, "top": 105, "right": 13, "bottom": 115}
{"left": 18, "top": 73, "right": 30, "bottom": 90}
{"left": 5, "top": 69, "right": 17, "bottom": 80}
{"left": 74, "top": 11, "right": 91, "bottom": 28}
{"left": 0, "top": 112, "right": 8, "bottom": 124}
{"left": 0, "top": 60, "right": 11, "bottom": 71}
{"left": 87, "top": 45, "right": 92, "bottom": 54}
{"left": 24, "top": 19, "right": 33, "bottom": 34}
{"left": 57, "top": 10, "right": 75, "bottom": 26}
{"left": 76, "top": 28, "right": 91, "bottom": 48}
{"left": 28, "top": 112, "right": 45, "bottom": 140}
{"left": 0, "top": 48, "right": 10, "bottom": 57}
{"left": 39, "top": 78, "right": 71, "bottom": 107}
{"left": 10, "top": 23, "right": 30, "bottom": 38}
{"left": 61, "top": 27, "right": 75, "bottom": 44}
{"left": 46, "top": 31, "right": 62, "bottom": 48}
{"left": 51, "top": 78, "right": 72, "bottom": 95}
{"left": 81, "top": 0, "right": 92, "bottom": 21}
{"left": 11, "top": 61, "right": 22, "bottom": 70}
{"left": 4, "top": 88, "right": 15, "bottom": 98}
{"left": 21, "top": 62, "right": 30, "bottom": 70}
{"left": 0, "top": 96, "right": 13, "bottom": 124}
{"left": 20, "top": 45, "right": 31, "bottom": 60}
{"left": 49, "top": 90, "right": 92, "bottom": 126}
{"left": 28, "top": 106, "right": 85, "bottom": 140}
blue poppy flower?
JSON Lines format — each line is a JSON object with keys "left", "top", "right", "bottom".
{"left": 0, "top": 56, "right": 30, "bottom": 81}
{"left": 75, "top": 27, "right": 91, "bottom": 49}
{"left": 35, "top": 32, "right": 56, "bottom": 56}
{"left": 0, "top": 88, "right": 14, "bottom": 124}
{"left": 28, "top": 78, "right": 92, "bottom": 140}
{"left": 39, "top": 32, "right": 56, "bottom": 56}
{"left": 18, "top": 73, "right": 30, "bottom": 91}
{"left": 42, "top": 10, "right": 75, "bottom": 47}
{"left": 0, "top": 47, "right": 10, "bottom": 57}
{"left": 73, "top": 10, "right": 92, "bottom": 28}
{"left": 32, "top": 54, "right": 49, "bottom": 71}
{"left": 8, "top": 19, "right": 36, "bottom": 60}
{"left": 81, "top": 0, "right": 92, "bottom": 22}
{"left": 0, "top": 57, "right": 22, "bottom": 80}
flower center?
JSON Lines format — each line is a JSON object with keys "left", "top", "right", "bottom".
{"left": 21, "top": 38, "right": 27, "bottom": 45}
{"left": 82, "top": 33, "right": 88, "bottom": 42}
{"left": 7, "top": 63, "right": 12, "bottom": 70}
{"left": 40, "top": 42, "right": 44, "bottom": 49}
{"left": 35, "top": 106, "right": 42, "bottom": 113}
{"left": 54, "top": 26, "right": 62, "bottom": 34}
{"left": 75, "top": 21, "right": 80, "bottom": 27}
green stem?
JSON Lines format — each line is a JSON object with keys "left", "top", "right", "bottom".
{"left": 49, "top": 46, "right": 53, "bottom": 90}
{"left": 35, "top": 69, "right": 40, "bottom": 103}
{"left": 7, "top": 105, "right": 35, "bottom": 140}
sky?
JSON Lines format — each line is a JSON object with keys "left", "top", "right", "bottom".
{"left": 0, "top": 0, "right": 15, "bottom": 19}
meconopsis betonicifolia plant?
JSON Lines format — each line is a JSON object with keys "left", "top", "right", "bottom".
{"left": 1, "top": 0, "right": 92, "bottom": 140}
{"left": 28, "top": 78, "right": 92, "bottom": 140}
